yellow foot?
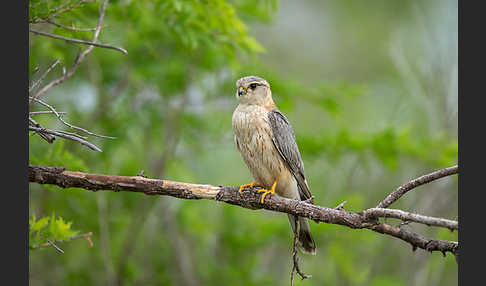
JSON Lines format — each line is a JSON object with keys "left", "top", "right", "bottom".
{"left": 238, "top": 182, "right": 259, "bottom": 193}
{"left": 257, "top": 181, "right": 277, "bottom": 204}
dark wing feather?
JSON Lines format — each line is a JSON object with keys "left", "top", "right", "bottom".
{"left": 268, "top": 109, "right": 312, "bottom": 201}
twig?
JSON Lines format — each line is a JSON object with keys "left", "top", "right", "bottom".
{"left": 30, "top": 111, "right": 67, "bottom": 115}
{"left": 45, "top": 19, "right": 97, "bottom": 32}
{"left": 52, "top": 0, "right": 73, "bottom": 13}
{"left": 29, "top": 96, "right": 116, "bottom": 139}
{"left": 28, "top": 164, "right": 459, "bottom": 257}
{"left": 334, "top": 201, "right": 347, "bottom": 210}
{"left": 290, "top": 217, "right": 311, "bottom": 286}
{"left": 363, "top": 208, "right": 458, "bottom": 230}
{"left": 30, "top": 0, "right": 88, "bottom": 24}
{"left": 29, "top": 127, "right": 102, "bottom": 152}
{"left": 56, "top": 130, "right": 89, "bottom": 140}
{"left": 29, "top": 117, "right": 55, "bottom": 143}
{"left": 29, "top": 60, "right": 60, "bottom": 93}
{"left": 377, "top": 165, "right": 458, "bottom": 208}
{"left": 30, "top": 0, "right": 116, "bottom": 103}
{"left": 52, "top": 0, "right": 87, "bottom": 19}
{"left": 31, "top": 232, "right": 94, "bottom": 250}
{"left": 47, "top": 239, "right": 65, "bottom": 254}
{"left": 31, "top": 65, "right": 41, "bottom": 76}
{"left": 29, "top": 29, "right": 127, "bottom": 54}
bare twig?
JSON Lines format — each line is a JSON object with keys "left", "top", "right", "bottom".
{"left": 363, "top": 208, "right": 458, "bottom": 230}
{"left": 31, "top": 232, "right": 94, "bottom": 250}
{"left": 29, "top": 117, "right": 55, "bottom": 143}
{"left": 52, "top": 0, "right": 73, "bottom": 13}
{"left": 30, "top": 0, "right": 88, "bottom": 24}
{"left": 28, "top": 164, "right": 459, "bottom": 258}
{"left": 52, "top": 0, "right": 87, "bottom": 19}
{"left": 47, "top": 239, "right": 65, "bottom": 254}
{"left": 334, "top": 201, "right": 347, "bottom": 210}
{"left": 30, "top": 96, "right": 116, "bottom": 139}
{"left": 30, "top": 0, "right": 116, "bottom": 103}
{"left": 29, "top": 29, "right": 127, "bottom": 54}
{"left": 45, "top": 19, "right": 97, "bottom": 32}
{"left": 55, "top": 130, "right": 89, "bottom": 140}
{"left": 31, "top": 65, "right": 41, "bottom": 76}
{"left": 30, "top": 111, "right": 67, "bottom": 115}
{"left": 29, "top": 127, "right": 102, "bottom": 152}
{"left": 290, "top": 217, "right": 311, "bottom": 286}
{"left": 377, "top": 165, "right": 458, "bottom": 208}
{"left": 29, "top": 60, "right": 60, "bottom": 93}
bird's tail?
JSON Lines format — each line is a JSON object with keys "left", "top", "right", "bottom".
{"left": 288, "top": 214, "right": 316, "bottom": 255}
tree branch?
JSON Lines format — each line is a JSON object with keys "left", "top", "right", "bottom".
{"left": 29, "top": 117, "right": 56, "bottom": 143}
{"left": 376, "top": 165, "right": 458, "bottom": 208}
{"left": 29, "top": 29, "right": 127, "bottom": 55}
{"left": 29, "top": 127, "right": 102, "bottom": 152}
{"left": 30, "top": 232, "right": 93, "bottom": 250}
{"left": 363, "top": 208, "right": 458, "bottom": 230}
{"left": 30, "top": 96, "right": 116, "bottom": 139}
{"left": 290, "top": 217, "right": 311, "bottom": 285}
{"left": 29, "top": 59, "right": 60, "bottom": 93}
{"left": 30, "top": 0, "right": 117, "bottom": 104}
{"left": 28, "top": 164, "right": 459, "bottom": 258}
{"left": 30, "top": 111, "right": 67, "bottom": 116}
{"left": 44, "top": 19, "right": 98, "bottom": 32}
{"left": 30, "top": 0, "right": 88, "bottom": 24}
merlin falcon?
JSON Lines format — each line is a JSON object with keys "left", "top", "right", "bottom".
{"left": 232, "top": 75, "right": 316, "bottom": 254}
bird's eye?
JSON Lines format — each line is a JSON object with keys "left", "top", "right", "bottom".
{"left": 250, "top": 83, "right": 257, "bottom": 89}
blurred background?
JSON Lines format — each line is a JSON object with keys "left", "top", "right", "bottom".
{"left": 29, "top": 0, "right": 458, "bottom": 285}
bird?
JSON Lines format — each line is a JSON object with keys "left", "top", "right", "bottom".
{"left": 232, "top": 75, "right": 316, "bottom": 255}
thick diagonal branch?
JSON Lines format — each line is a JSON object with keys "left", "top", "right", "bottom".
{"left": 28, "top": 165, "right": 458, "bottom": 258}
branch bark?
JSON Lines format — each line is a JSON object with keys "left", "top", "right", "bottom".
{"left": 377, "top": 165, "right": 458, "bottom": 208}
{"left": 29, "top": 126, "right": 102, "bottom": 152}
{"left": 363, "top": 208, "right": 458, "bottom": 230}
{"left": 28, "top": 164, "right": 459, "bottom": 259}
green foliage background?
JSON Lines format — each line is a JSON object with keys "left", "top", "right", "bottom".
{"left": 29, "top": 0, "right": 458, "bottom": 285}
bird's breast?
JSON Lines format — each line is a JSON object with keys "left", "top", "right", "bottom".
{"left": 232, "top": 104, "right": 292, "bottom": 191}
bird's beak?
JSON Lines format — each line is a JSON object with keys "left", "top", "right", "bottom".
{"left": 238, "top": 86, "right": 245, "bottom": 96}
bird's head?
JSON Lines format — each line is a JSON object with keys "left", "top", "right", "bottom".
{"left": 235, "top": 75, "right": 274, "bottom": 107}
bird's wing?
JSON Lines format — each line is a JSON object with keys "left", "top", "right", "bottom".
{"left": 268, "top": 109, "right": 312, "bottom": 201}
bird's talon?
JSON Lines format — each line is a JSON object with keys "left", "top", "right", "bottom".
{"left": 238, "top": 182, "right": 258, "bottom": 193}
{"left": 257, "top": 189, "right": 275, "bottom": 203}
{"left": 257, "top": 180, "right": 277, "bottom": 204}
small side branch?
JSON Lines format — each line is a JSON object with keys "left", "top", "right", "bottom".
{"left": 29, "top": 117, "right": 55, "bottom": 143}
{"left": 376, "top": 165, "right": 458, "bottom": 208}
{"left": 29, "top": 60, "right": 60, "bottom": 93}
{"left": 31, "top": 232, "right": 94, "bottom": 251}
{"left": 30, "top": 97, "right": 116, "bottom": 139}
{"left": 363, "top": 208, "right": 458, "bottom": 230}
{"left": 29, "top": 127, "right": 102, "bottom": 152}
{"left": 30, "top": 0, "right": 88, "bottom": 24}
{"left": 29, "top": 29, "right": 127, "bottom": 54}
{"left": 30, "top": 0, "right": 119, "bottom": 103}
{"left": 44, "top": 19, "right": 97, "bottom": 32}
{"left": 290, "top": 217, "right": 311, "bottom": 286}
{"left": 30, "top": 111, "right": 67, "bottom": 116}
